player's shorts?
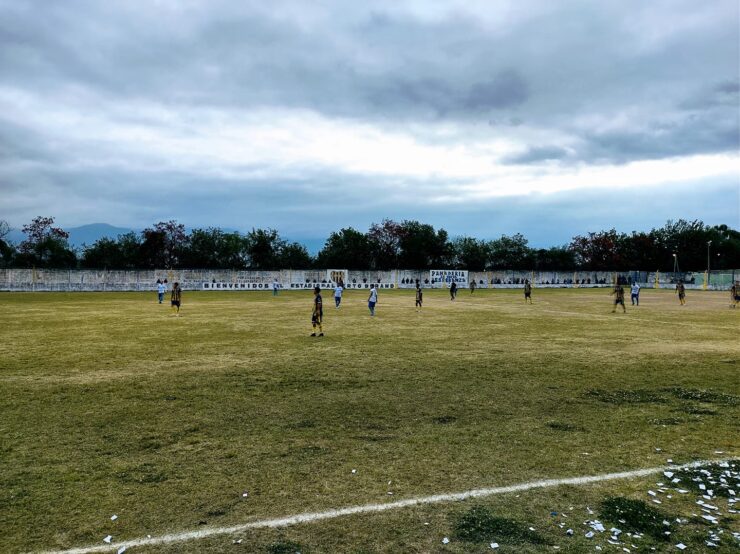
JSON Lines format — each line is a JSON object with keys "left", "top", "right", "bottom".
{"left": 678, "top": 293, "right": 685, "bottom": 299}
{"left": 734, "top": 295, "right": 740, "bottom": 301}
{"left": 415, "top": 299, "right": 422, "bottom": 306}
{"left": 312, "top": 312, "right": 322, "bottom": 324}
{"left": 368, "top": 301, "right": 376, "bottom": 309}
{"left": 524, "top": 292, "right": 531, "bottom": 297}
{"left": 614, "top": 298, "right": 624, "bottom": 305}
{"left": 171, "top": 300, "right": 180, "bottom": 307}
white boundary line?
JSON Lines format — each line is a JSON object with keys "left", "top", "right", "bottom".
{"left": 36, "top": 458, "right": 734, "bottom": 554}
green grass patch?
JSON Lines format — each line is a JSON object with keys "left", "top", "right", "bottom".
{"left": 599, "top": 497, "right": 671, "bottom": 539}
{"left": 453, "top": 505, "right": 545, "bottom": 545}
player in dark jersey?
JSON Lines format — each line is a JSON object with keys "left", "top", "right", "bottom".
{"left": 415, "top": 283, "right": 423, "bottom": 309}
{"left": 675, "top": 282, "right": 686, "bottom": 305}
{"left": 450, "top": 281, "right": 457, "bottom": 300}
{"left": 311, "top": 285, "right": 324, "bottom": 336}
{"left": 731, "top": 282, "right": 739, "bottom": 308}
{"left": 611, "top": 283, "right": 626, "bottom": 313}
{"left": 170, "top": 282, "right": 182, "bottom": 316}
{"left": 469, "top": 280, "right": 476, "bottom": 294}
{"left": 524, "top": 280, "right": 532, "bottom": 303}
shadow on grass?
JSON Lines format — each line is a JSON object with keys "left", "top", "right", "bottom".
{"left": 453, "top": 505, "right": 545, "bottom": 545}
{"left": 600, "top": 497, "right": 671, "bottom": 540}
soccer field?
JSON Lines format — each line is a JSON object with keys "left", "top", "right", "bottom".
{"left": 1, "top": 288, "right": 738, "bottom": 553}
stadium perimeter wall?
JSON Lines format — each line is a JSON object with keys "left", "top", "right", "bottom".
{"left": 0, "top": 268, "right": 736, "bottom": 292}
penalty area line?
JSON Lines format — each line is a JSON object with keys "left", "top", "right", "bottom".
{"left": 38, "top": 458, "right": 733, "bottom": 554}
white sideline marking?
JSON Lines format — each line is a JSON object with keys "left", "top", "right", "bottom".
{"left": 37, "top": 459, "right": 733, "bottom": 554}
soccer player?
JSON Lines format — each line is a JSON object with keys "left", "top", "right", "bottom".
{"left": 450, "top": 281, "right": 457, "bottom": 300}
{"left": 415, "top": 283, "right": 423, "bottom": 309}
{"left": 156, "top": 279, "right": 166, "bottom": 304}
{"left": 630, "top": 282, "right": 640, "bottom": 306}
{"left": 524, "top": 280, "right": 532, "bottom": 303}
{"left": 334, "top": 282, "right": 343, "bottom": 308}
{"left": 311, "top": 285, "right": 324, "bottom": 336}
{"left": 368, "top": 284, "right": 378, "bottom": 316}
{"left": 731, "top": 281, "right": 739, "bottom": 308}
{"left": 469, "top": 280, "right": 476, "bottom": 294}
{"left": 170, "top": 282, "right": 182, "bottom": 316}
{"left": 611, "top": 282, "right": 626, "bottom": 313}
{"left": 676, "top": 281, "right": 686, "bottom": 305}
{"left": 272, "top": 279, "right": 280, "bottom": 296}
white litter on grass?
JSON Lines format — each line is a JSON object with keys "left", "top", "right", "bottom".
{"left": 676, "top": 543, "right": 687, "bottom": 550}
{"left": 529, "top": 527, "right": 536, "bottom": 531}
{"left": 664, "top": 471, "right": 674, "bottom": 479}
{"left": 41, "top": 459, "right": 734, "bottom": 554}
{"left": 102, "top": 537, "right": 112, "bottom": 544}
{"left": 110, "top": 515, "right": 118, "bottom": 522}
{"left": 442, "top": 537, "right": 450, "bottom": 544}
{"left": 489, "top": 542, "right": 499, "bottom": 549}
{"left": 116, "top": 548, "right": 125, "bottom": 554}
{"left": 566, "top": 529, "right": 573, "bottom": 536}
{"left": 648, "top": 490, "right": 657, "bottom": 497}
{"left": 678, "top": 489, "right": 689, "bottom": 494}
{"left": 351, "top": 469, "right": 357, "bottom": 474}
{"left": 242, "top": 492, "right": 248, "bottom": 498}
{"left": 702, "top": 515, "right": 718, "bottom": 523}
{"left": 589, "top": 521, "right": 606, "bottom": 532}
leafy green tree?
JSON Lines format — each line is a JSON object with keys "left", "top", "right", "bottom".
{"left": 140, "top": 220, "right": 187, "bottom": 268}
{"left": 367, "top": 219, "right": 402, "bottom": 269}
{"left": 488, "top": 234, "right": 533, "bottom": 269}
{"left": 317, "top": 227, "right": 373, "bottom": 269}
{"left": 81, "top": 237, "right": 123, "bottom": 269}
{"left": 532, "top": 246, "right": 576, "bottom": 270}
{"left": 452, "top": 237, "right": 490, "bottom": 270}
{"left": 245, "top": 228, "right": 283, "bottom": 269}
{"left": 181, "top": 228, "right": 247, "bottom": 269}
{"left": 278, "top": 242, "right": 313, "bottom": 269}
{"left": 0, "top": 220, "right": 14, "bottom": 268}
{"left": 397, "top": 220, "right": 451, "bottom": 269}
{"left": 15, "top": 216, "right": 77, "bottom": 268}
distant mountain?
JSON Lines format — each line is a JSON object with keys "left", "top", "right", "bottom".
{"left": 67, "top": 224, "right": 135, "bottom": 248}
{"left": 5, "top": 223, "right": 135, "bottom": 249}
{"left": 4, "top": 222, "right": 326, "bottom": 254}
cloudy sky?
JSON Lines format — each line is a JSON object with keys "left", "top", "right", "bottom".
{"left": 0, "top": 0, "right": 738, "bottom": 247}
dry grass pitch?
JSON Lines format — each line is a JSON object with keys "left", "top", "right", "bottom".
{"left": 0, "top": 288, "right": 738, "bottom": 553}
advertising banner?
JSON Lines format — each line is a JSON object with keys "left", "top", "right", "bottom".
{"left": 429, "top": 269, "right": 468, "bottom": 287}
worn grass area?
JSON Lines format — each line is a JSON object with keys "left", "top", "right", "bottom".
{"left": 0, "top": 288, "right": 737, "bottom": 553}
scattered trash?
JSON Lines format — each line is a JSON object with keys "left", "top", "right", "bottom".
{"left": 442, "top": 537, "right": 450, "bottom": 544}
{"left": 676, "top": 543, "right": 687, "bottom": 550}
{"left": 117, "top": 548, "right": 126, "bottom": 554}
{"left": 111, "top": 514, "right": 118, "bottom": 521}
{"left": 242, "top": 491, "right": 249, "bottom": 498}
{"left": 566, "top": 528, "right": 573, "bottom": 536}
{"left": 351, "top": 469, "right": 357, "bottom": 474}
{"left": 585, "top": 531, "right": 595, "bottom": 538}
{"left": 103, "top": 535, "right": 112, "bottom": 544}
{"left": 489, "top": 543, "right": 499, "bottom": 549}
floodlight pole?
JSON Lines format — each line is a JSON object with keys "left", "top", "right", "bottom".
{"left": 706, "top": 240, "right": 712, "bottom": 289}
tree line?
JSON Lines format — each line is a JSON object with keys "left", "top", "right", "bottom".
{"left": 0, "top": 217, "right": 737, "bottom": 272}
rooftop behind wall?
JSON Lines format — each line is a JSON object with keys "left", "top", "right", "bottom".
{"left": 0, "top": 268, "right": 736, "bottom": 292}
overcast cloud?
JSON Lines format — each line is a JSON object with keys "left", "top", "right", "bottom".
{"left": 0, "top": 0, "right": 737, "bottom": 244}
